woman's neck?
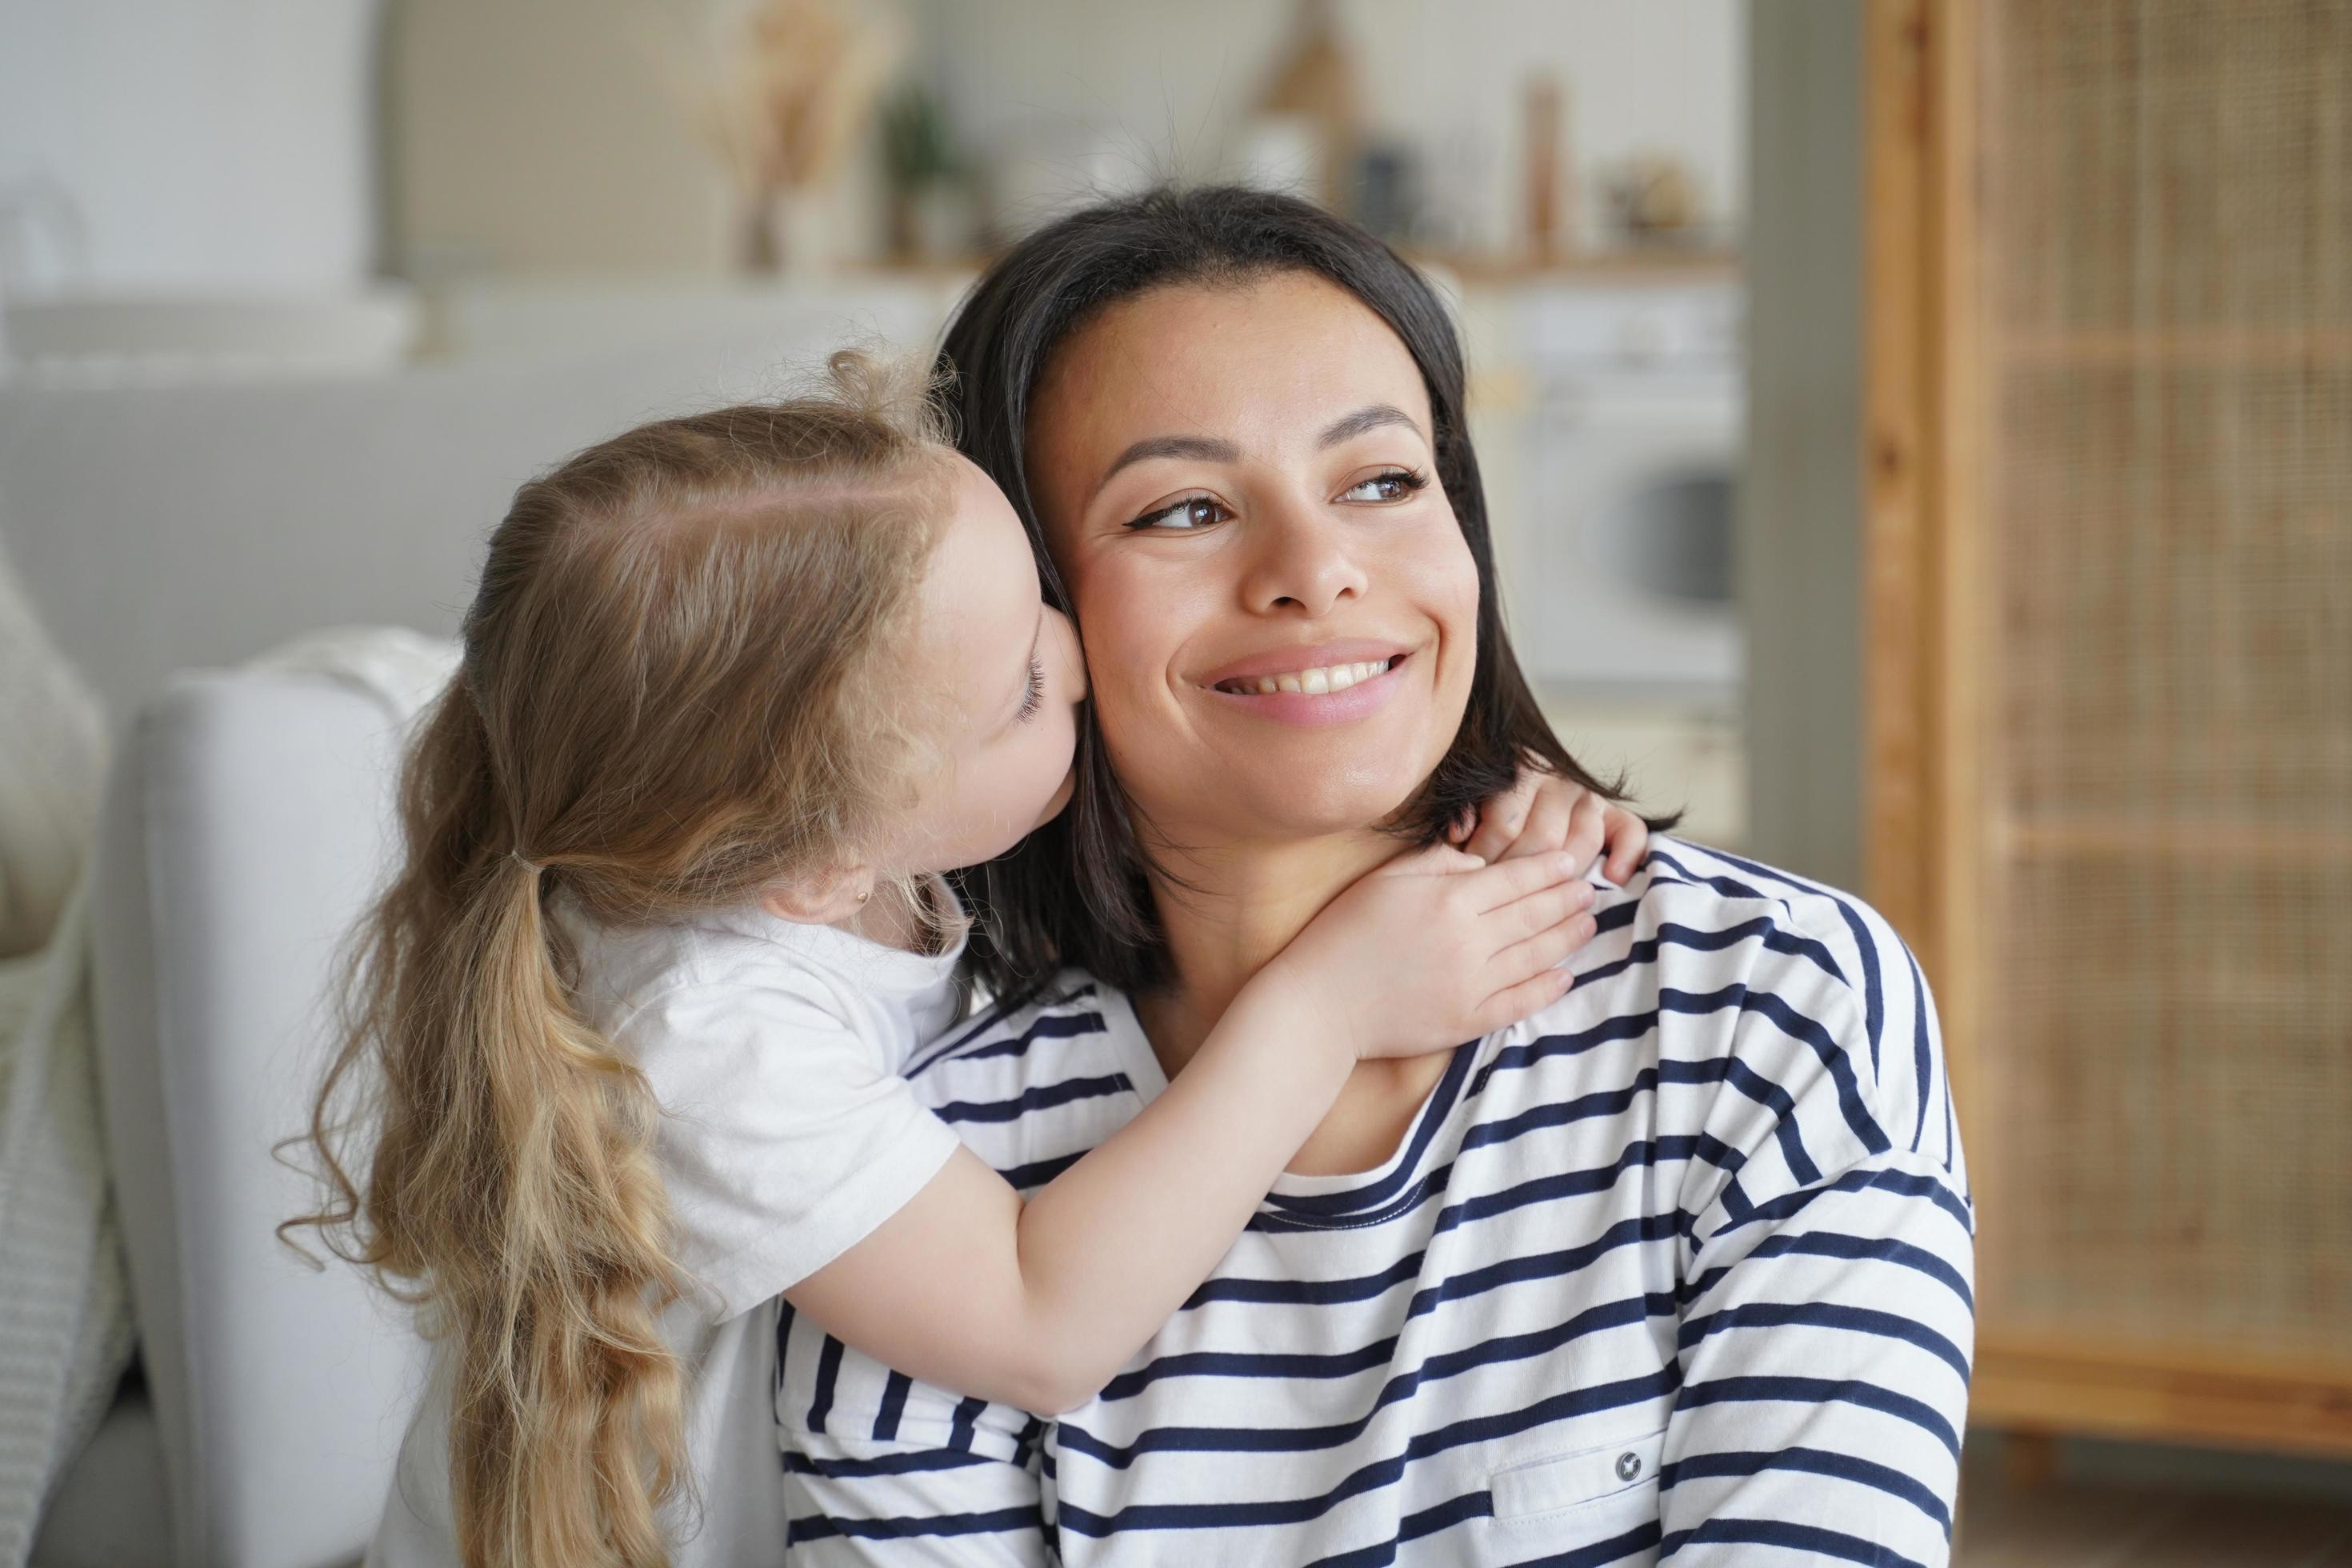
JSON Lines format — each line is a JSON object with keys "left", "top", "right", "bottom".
{"left": 1135, "top": 829, "right": 1391, "bottom": 1072}
{"left": 1131, "top": 828, "right": 1456, "bottom": 1178}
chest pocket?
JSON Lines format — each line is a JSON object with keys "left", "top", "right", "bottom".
{"left": 1490, "top": 1427, "right": 1667, "bottom": 1523}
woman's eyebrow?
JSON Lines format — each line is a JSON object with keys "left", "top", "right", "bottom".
{"left": 1318, "top": 403, "right": 1422, "bottom": 448}
{"left": 1093, "top": 434, "right": 1241, "bottom": 498}
{"left": 1090, "top": 410, "right": 1421, "bottom": 502}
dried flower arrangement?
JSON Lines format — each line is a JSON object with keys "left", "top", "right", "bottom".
{"left": 683, "top": 0, "right": 904, "bottom": 272}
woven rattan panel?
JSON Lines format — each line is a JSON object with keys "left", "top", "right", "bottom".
{"left": 1981, "top": 0, "right": 2352, "bottom": 1360}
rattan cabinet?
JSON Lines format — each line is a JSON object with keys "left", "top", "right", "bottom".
{"left": 1864, "top": 0, "right": 2352, "bottom": 1454}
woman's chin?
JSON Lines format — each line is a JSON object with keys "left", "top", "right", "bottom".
{"left": 1187, "top": 770, "right": 1430, "bottom": 845}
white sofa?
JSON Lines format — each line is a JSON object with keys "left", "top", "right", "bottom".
{"left": 34, "top": 670, "right": 431, "bottom": 1568}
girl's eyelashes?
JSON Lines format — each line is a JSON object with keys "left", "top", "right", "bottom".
{"left": 1124, "top": 494, "right": 1233, "bottom": 532}
{"left": 1341, "top": 466, "right": 1430, "bottom": 503}
{"left": 1016, "top": 654, "right": 1046, "bottom": 722}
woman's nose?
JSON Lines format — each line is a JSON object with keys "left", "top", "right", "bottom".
{"left": 1238, "top": 500, "right": 1368, "bottom": 618}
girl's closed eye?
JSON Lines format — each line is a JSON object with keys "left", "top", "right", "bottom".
{"left": 1017, "top": 653, "right": 1046, "bottom": 721}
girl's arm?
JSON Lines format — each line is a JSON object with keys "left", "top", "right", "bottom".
{"left": 782, "top": 844, "right": 1599, "bottom": 1414}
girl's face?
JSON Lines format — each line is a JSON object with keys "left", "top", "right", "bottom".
{"left": 886, "top": 453, "right": 1085, "bottom": 875}
{"left": 1023, "top": 271, "right": 1481, "bottom": 850}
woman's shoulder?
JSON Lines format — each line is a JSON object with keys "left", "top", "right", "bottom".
{"left": 1501, "top": 836, "right": 1952, "bottom": 1170}
{"left": 1622, "top": 836, "right": 1923, "bottom": 1016}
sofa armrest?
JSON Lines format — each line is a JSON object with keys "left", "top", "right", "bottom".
{"left": 90, "top": 671, "right": 429, "bottom": 1568}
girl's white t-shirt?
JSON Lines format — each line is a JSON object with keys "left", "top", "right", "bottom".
{"left": 367, "top": 887, "right": 967, "bottom": 1566}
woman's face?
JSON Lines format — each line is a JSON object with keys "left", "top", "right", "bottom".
{"left": 1026, "top": 271, "right": 1481, "bottom": 850}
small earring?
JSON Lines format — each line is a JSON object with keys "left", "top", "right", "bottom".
{"left": 857, "top": 888, "right": 871, "bottom": 905}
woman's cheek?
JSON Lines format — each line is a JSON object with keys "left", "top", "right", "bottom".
{"left": 1383, "top": 521, "right": 1482, "bottom": 700}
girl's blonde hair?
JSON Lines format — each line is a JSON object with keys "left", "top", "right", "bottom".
{"left": 289, "top": 353, "right": 952, "bottom": 1566}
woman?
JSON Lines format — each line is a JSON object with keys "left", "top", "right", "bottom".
{"left": 776, "top": 187, "right": 1973, "bottom": 1566}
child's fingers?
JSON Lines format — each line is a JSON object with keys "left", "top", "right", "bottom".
{"left": 1463, "top": 849, "right": 1582, "bottom": 912}
{"left": 1486, "top": 878, "right": 1596, "bottom": 942}
{"left": 1498, "top": 781, "right": 1577, "bottom": 864}
{"left": 1602, "top": 806, "right": 1650, "bottom": 884}
{"left": 1557, "top": 790, "right": 1608, "bottom": 873}
{"left": 1492, "top": 910, "right": 1601, "bottom": 983}
{"left": 1378, "top": 841, "right": 1488, "bottom": 883}
{"left": 1462, "top": 777, "right": 1537, "bottom": 864}
{"left": 1474, "top": 962, "right": 1580, "bottom": 1035}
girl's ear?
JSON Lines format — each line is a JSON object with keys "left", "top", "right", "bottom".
{"left": 760, "top": 863, "right": 878, "bottom": 926}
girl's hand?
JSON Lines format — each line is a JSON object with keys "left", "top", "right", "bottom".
{"left": 1266, "top": 843, "right": 1598, "bottom": 1061}
{"left": 1452, "top": 766, "right": 1650, "bottom": 885}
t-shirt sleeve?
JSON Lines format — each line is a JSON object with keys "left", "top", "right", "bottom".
{"left": 622, "top": 976, "right": 962, "bottom": 1319}
{"left": 1659, "top": 882, "right": 1976, "bottom": 1565}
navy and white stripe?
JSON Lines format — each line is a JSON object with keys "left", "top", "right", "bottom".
{"left": 778, "top": 838, "right": 1974, "bottom": 1565}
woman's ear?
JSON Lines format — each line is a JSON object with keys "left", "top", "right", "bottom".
{"left": 761, "top": 863, "right": 878, "bottom": 926}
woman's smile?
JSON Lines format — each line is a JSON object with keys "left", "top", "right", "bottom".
{"left": 1196, "top": 642, "right": 1418, "bottom": 726}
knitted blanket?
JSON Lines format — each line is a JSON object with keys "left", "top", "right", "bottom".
{"left": 0, "top": 529, "right": 119, "bottom": 1568}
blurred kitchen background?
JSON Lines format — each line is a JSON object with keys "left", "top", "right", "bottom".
{"left": 4, "top": 2, "right": 2348, "bottom": 1565}
{"left": 0, "top": 0, "right": 1750, "bottom": 845}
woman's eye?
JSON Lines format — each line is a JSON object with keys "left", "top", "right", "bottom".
{"left": 1341, "top": 468, "right": 1430, "bottom": 504}
{"left": 1126, "top": 494, "right": 1233, "bottom": 531}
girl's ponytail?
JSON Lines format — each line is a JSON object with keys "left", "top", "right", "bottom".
{"left": 290, "top": 362, "right": 950, "bottom": 1565}
{"left": 444, "top": 838, "right": 686, "bottom": 1566}
{"left": 301, "top": 686, "right": 688, "bottom": 1565}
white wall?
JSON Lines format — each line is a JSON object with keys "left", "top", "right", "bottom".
{"left": 0, "top": 0, "right": 382, "bottom": 292}
{"left": 388, "top": 0, "right": 737, "bottom": 277}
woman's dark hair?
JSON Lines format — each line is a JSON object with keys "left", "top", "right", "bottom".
{"left": 939, "top": 183, "right": 1663, "bottom": 1000}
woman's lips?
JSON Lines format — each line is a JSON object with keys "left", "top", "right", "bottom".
{"left": 1197, "top": 649, "right": 1413, "bottom": 727}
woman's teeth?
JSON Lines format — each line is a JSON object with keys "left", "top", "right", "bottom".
{"left": 1220, "top": 658, "right": 1391, "bottom": 696}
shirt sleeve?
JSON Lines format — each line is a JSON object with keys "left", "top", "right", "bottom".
{"left": 1658, "top": 886, "right": 1975, "bottom": 1566}
{"left": 623, "top": 977, "right": 962, "bottom": 1319}
{"left": 776, "top": 1304, "right": 1050, "bottom": 1566}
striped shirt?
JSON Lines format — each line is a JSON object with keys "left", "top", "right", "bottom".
{"left": 775, "top": 839, "right": 1974, "bottom": 1566}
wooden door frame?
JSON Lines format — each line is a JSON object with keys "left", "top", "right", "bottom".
{"left": 1863, "top": 0, "right": 1991, "bottom": 1312}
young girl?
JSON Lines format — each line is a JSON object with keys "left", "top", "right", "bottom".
{"left": 302, "top": 354, "right": 1648, "bottom": 1568}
